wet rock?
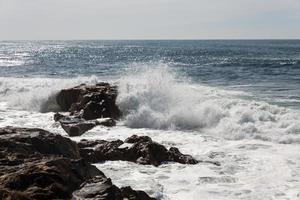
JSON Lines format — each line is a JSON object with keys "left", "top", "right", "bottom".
{"left": 61, "top": 120, "right": 97, "bottom": 137}
{"left": 0, "top": 127, "right": 155, "bottom": 200}
{"left": 168, "top": 147, "right": 199, "bottom": 165}
{"left": 73, "top": 176, "right": 156, "bottom": 200}
{"left": 79, "top": 135, "right": 199, "bottom": 166}
{"left": 121, "top": 186, "right": 156, "bottom": 200}
{"left": 55, "top": 114, "right": 116, "bottom": 136}
{"left": 0, "top": 158, "right": 102, "bottom": 200}
{"left": 0, "top": 126, "right": 80, "bottom": 159}
{"left": 0, "top": 127, "right": 102, "bottom": 199}
{"left": 125, "top": 135, "right": 152, "bottom": 143}
{"left": 73, "top": 176, "right": 122, "bottom": 199}
{"left": 54, "top": 112, "right": 65, "bottom": 122}
{"left": 56, "top": 83, "right": 121, "bottom": 120}
{"left": 79, "top": 139, "right": 125, "bottom": 163}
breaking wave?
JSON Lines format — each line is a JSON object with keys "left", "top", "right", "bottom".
{"left": 116, "top": 64, "right": 300, "bottom": 143}
{"left": 0, "top": 76, "right": 100, "bottom": 112}
{"left": 0, "top": 64, "right": 299, "bottom": 143}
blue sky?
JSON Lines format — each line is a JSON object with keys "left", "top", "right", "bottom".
{"left": 0, "top": 0, "right": 299, "bottom": 39}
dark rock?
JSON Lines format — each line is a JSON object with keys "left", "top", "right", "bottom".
{"left": 55, "top": 114, "right": 116, "bottom": 136}
{"left": 54, "top": 112, "right": 65, "bottom": 122}
{"left": 72, "top": 176, "right": 122, "bottom": 199}
{"left": 125, "top": 135, "right": 152, "bottom": 143}
{"left": 56, "top": 83, "right": 121, "bottom": 120}
{"left": 168, "top": 147, "right": 199, "bottom": 164}
{"left": 0, "top": 126, "right": 80, "bottom": 159}
{"left": 0, "top": 127, "right": 103, "bottom": 199}
{"left": 54, "top": 83, "right": 120, "bottom": 135}
{"left": 79, "top": 139, "right": 125, "bottom": 163}
{"left": 56, "top": 86, "right": 83, "bottom": 112}
{"left": 0, "top": 127, "right": 155, "bottom": 200}
{"left": 0, "top": 158, "right": 103, "bottom": 200}
{"left": 78, "top": 135, "right": 199, "bottom": 166}
{"left": 73, "top": 176, "right": 156, "bottom": 200}
{"left": 121, "top": 186, "right": 156, "bottom": 200}
{"left": 61, "top": 120, "right": 97, "bottom": 137}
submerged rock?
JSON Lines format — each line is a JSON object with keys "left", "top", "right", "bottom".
{"left": 79, "top": 135, "right": 199, "bottom": 166}
{"left": 56, "top": 83, "right": 121, "bottom": 120}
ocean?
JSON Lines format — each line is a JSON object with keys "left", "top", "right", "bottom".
{"left": 0, "top": 40, "right": 300, "bottom": 199}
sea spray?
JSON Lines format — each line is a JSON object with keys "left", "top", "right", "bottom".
{"left": 117, "top": 64, "right": 224, "bottom": 130}
{"left": 0, "top": 76, "right": 99, "bottom": 112}
{"left": 116, "top": 64, "right": 300, "bottom": 143}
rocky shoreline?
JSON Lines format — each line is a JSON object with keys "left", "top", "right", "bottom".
{"left": 0, "top": 83, "right": 203, "bottom": 200}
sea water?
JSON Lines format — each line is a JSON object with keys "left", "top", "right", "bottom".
{"left": 0, "top": 40, "right": 300, "bottom": 199}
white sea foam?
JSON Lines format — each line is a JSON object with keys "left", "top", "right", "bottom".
{"left": 0, "top": 64, "right": 299, "bottom": 143}
{"left": 0, "top": 76, "right": 100, "bottom": 112}
{"left": 116, "top": 64, "right": 300, "bottom": 143}
{"left": 1, "top": 65, "right": 300, "bottom": 199}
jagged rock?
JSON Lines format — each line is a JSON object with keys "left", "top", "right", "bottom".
{"left": 0, "top": 158, "right": 102, "bottom": 200}
{"left": 55, "top": 113, "right": 116, "bottom": 136}
{"left": 73, "top": 176, "right": 156, "bottom": 200}
{"left": 56, "top": 83, "right": 121, "bottom": 120}
{"left": 61, "top": 120, "right": 97, "bottom": 137}
{"left": 125, "top": 135, "right": 152, "bottom": 143}
{"left": 79, "top": 139, "right": 125, "bottom": 163}
{"left": 0, "top": 127, "right": 102, "bottom": 199}
{"left": 78, "top": 135, "right": 199, "bottom": 166}
{"left": 0, "top": 127, "right": 155, "bottom": 200}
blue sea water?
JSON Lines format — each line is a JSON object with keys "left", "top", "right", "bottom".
{"left": 0, "top": 40, "right": 299, "bottom": 109}
{"left": 1, "top": 41, "right": 300, "bottom": 199}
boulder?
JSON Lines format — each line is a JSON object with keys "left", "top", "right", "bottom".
{"left": 56, "top": 83, "right": 121, "bottom": 120}
{"left": 78, "top": 135, "right": 199, "bottom": 166}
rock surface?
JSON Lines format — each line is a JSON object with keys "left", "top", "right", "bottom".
{"left": 56, "top": 83, "right": 121, "bottom": 120}
{"left": 0, "top": 158, "right": 101, "bottom": 200}
{"left": 55, "top": 83, "right": 120, "bottom": 136}
{"left": 79, "top": 135, "right": 199, "bottom": 166}
{"left": 0, "top": 126, "right": 80, "bottom": 159}
{"left": 0, "top": 127, "right": 155, "bottom": 200}
{"left": 55, "top": 113, "right": 116, "bottom": 136}
{"left": 73, "top": 176, "right": 156, "bottom": 200}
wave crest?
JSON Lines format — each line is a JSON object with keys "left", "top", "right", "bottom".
{"left": 116, "top": 64, "right": 300, "bottom": 142}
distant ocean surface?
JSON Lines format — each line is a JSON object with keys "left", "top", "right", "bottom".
{"left": 1, "top": 40, "right": 300, "bottom": 199}
{"left": 0, "top": 40, "right": 299, "bottom": 109}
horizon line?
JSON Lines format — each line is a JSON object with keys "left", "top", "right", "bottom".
{"left": 1, "top": 38, "right": 300, "bottom": 41}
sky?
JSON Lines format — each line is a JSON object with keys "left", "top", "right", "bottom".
{"left": 0, "top": 0, "right": 300, "bottom": 40}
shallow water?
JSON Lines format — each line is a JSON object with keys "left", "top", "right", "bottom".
{"left": 0, "top": 40, "right": 300, "bottom": 199}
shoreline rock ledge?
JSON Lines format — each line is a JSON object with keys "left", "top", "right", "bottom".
{"left": 0, "top": 127, "right": 156, "bottom": 200}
